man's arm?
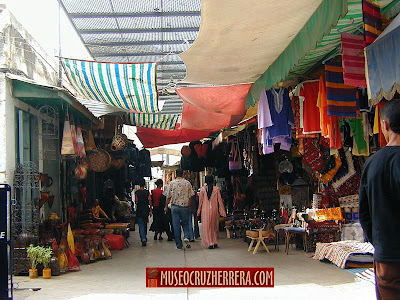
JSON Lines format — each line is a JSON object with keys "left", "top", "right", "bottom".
{"left": 164, "top": 197, "right": 170, "bottom": 212}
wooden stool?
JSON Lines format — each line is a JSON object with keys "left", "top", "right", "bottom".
{"left": 246, "top": 229, "right": 272, "bottom": 254}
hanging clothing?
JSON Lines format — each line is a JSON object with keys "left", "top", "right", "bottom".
{"left": 257, "top": 89, "right": 273, "bottom": 129}
{"left": 373, "top": 101, "right": 388, "bottom": 148}
{"left": 341, "top": 33, "right": 367, "bottom": 88}
{"left": 346, "top": 117, "right": 369, "bottom": 156}
{"left": 325, "top": 61, "right": 359, "bottom": 117}
{"left": 363, "top": 0, "right": 383, "bottom": 46}
{"left": 317, "top": 75, "right": 343, "bottom": 149}
{"left": 265, "top": 87, "right": 294, "bottom": 138}
{"left": 298, "top": 80, "right": 321, "bottom": 134}
{"left": 197, "top": 185, "right": 226, "bottom": 247}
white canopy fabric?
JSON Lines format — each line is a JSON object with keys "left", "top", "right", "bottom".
{"left": 179, "top": 0, "right": 323, "bottom": 85}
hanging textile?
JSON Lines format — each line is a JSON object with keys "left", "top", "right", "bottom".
{"left": 61, "top": 116, "right": 75, "bottom": 156}
{"left": 136, "top": 127, "right": 214, "bottom": 149}
{"left": 346, "top": 117, "right": 369, "bottom": 156}
{"left": 181, "top": 101, "right": 242, "bottom": 132}
{"left": 298, "top": 80, "right": 321, "bottom": 134}
{"left": 325, "top": 61, "right": 359, "bottom": 117}
{"left": 124, "top": 113, "right": 179, "bottom": 131}
{"left": 317, "top": 75, "right": 343, "bottom": 150}
{"left": 341, "top": 33, "right": 367, "bottom": 88}
{"left": 363, "top": 0, "right": 383, "bottom": 46}
{"left": 258, "top": 89, "right": 273, "bottom": 130}
{"left": 373, "top": 100, "right": 388, "bottom": 148}
{"left": 176, "top": 84, "right": 250, "bottom": 115}
{"left": 260, "top": 87, "right": 294, "bottom": 154}
{"left": 61, "top": 58, "right": 159, "bottom": 113}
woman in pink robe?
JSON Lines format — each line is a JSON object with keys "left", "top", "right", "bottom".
{"left": 197, "top": 175, "right": 227, "bottom": 249}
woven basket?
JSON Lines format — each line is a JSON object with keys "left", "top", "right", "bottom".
{"left": 111, "top": 134, "right": 128, "bottom": 151}
{"left": 87, "top": 149, "right": 111, "bottom": 172}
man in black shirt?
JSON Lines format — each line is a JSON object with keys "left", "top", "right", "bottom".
{"left": 359, "top": 99, "right": 400, "bottom": 300}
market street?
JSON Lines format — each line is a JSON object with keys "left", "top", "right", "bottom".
{"left": 13, "top": 229, "right": 375, "bottom": 300}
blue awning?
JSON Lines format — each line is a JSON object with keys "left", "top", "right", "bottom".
{"left": 366, "top": 13, "right": 400, "bottom": 106}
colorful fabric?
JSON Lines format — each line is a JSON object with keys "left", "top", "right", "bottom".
{"left": 265, "top": 87, "right": 294, "bottom": 139}
{"left": 61, "top": 58, "right": 159, "bottom": 113}
{"left": 257, "top": 89, "right": 273, "bottom": 130}
{"left": 346, "top": 117, "right": 369, "bottom": 156}
{"left": 373, "top": 101, "right": 388, "bottom": 148}
{"left": 124, "top": 113, "right": 178, "bottom": 131}
{"left": 341, "top": 33, "right": 367, "bottom": 88}
{"left": 313, "top": 241, "right": 374, "bottom": 269}
{"left": 298, "top": 80, "right": 321, "bottom": 134}
{"left": 317, "top": 75, "right": 342, "bottom": 149}
{"left": 325, "top": 61, "right": 359, "bottom": 117}
{"left": 363, "top": 0, "right": 383, "bottom": 46}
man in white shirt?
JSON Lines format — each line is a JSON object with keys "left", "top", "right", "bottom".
{"left": 164, "top": 168, "right": 194, "bottom": 250}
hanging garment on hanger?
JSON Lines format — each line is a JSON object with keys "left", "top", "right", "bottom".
{"left": 257, "top": 89, "right": 273, "bottom": 130}
{"left": 298, "top": 80, "right": 321, "bottom": 134}
{"left": 346, "top": 117, "right": 369, "bottom": 156}
{"left": 265, "top": 87, "right": 294, "bottom": 138}
{"left": 325, "top": 61, "right": 359, "bottom": 117}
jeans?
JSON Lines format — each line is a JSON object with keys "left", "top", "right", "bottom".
{"left": 188, "top": 209, "right": 200, "bottom": 240}
{"left": 136, "top": 215, "right": 148, "bottom": 242}
{"left": 171, "top": 204, "right": 190, "bottom": 249}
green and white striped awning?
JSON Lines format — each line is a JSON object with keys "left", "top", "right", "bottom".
{"left": 246, "top": 0, "right": 399, "bottom": 108}
{"left": 286, "top": 0, "right": 363, "bottom": 81}
{"left": 61, "top": 58, "right": 159, "bottom": 113}
{"left": 124, "top": 113, "right": 179, "bottom": 131}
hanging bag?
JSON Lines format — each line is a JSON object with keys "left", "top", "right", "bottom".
{"left": 229, "top": 139, "right": 241, "bottom": 171}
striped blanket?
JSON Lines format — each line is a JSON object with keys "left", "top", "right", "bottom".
{"left": 61, "top": 58, "right": 159, "bottom": 113}
{"left": 341, "top": 33, "right": 366, "bottom": 88}
{"left": 124, "top": 113, "right": 179, "bottom": 131}
{"left": 313, "top": 240, "right": 374, "bottom": 269}
{"left": 363, "top": 0, "right": 383, "bottom": 46}
{"left": 325, "top": 61, "right": 359, "bottom": 117}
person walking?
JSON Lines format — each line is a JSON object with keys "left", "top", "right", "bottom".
{"left": 197, "top": 174, "right": 226, "bottom": 249}
{"left": 359, "top": 99, "right": 400, "bottom": 299}
{"left": 164, "top": 168, "right": 194, "bottom": 250}
{"left": 150, "top": 179, "right": 169, "bottom": 241}
{"left": 135, "top": 179, "right": 152, "bottom": 247}
{"left": 188, "top": 190, "right": 200, "bottom": 241}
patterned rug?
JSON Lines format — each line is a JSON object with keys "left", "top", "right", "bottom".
{"left": 346, "top": 267, "right": 375, "bottom": 285}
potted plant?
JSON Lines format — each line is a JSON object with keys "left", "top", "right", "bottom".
{"left": 26, "top": 244, "right": 40, "bottom": 279}
{"left": 38, "top": 246, "right": 53, "bottom": 279}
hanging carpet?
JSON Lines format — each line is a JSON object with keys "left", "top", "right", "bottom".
{"left": 61, "top": 58, "right": 159, "bottom": 113}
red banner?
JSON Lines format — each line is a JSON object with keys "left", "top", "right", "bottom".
{"left": 146, "top": 267, "right": 274, "bottom": 288}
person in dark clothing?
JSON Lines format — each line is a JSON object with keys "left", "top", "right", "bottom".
{"left": 150, "top": 179, "right": 172, "bottom": 241}
{"left": 135, "top": 179, "right": 152, "bottom": 246}
{"left": 359, "top": 99, "right": 400, "bottom": 300}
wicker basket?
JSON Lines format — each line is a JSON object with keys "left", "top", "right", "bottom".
{"left": 87, "top": 149, "right": 111, "bottom": 172}
{"left": 110, "top": 134, "right": 128, "bottom": 151}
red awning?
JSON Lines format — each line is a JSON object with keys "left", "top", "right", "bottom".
{"left": 176, "top": 84, "right": 251, "bottom": 115}
{"left": 181, "top": 100, "right": 245, "bottom": 131}
{"left": 136, "top": 126, "right": 214, "bottom": 149}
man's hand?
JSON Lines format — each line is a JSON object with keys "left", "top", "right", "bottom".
{"left": 164, "top": 207, "right": 168, "bottom": 213}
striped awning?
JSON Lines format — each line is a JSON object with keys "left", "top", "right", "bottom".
{"left": 124, "top": 113, "right": 179, "bottom": 131}
{"left": 61, "top": 58, "right": 159, "bottom": 113}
